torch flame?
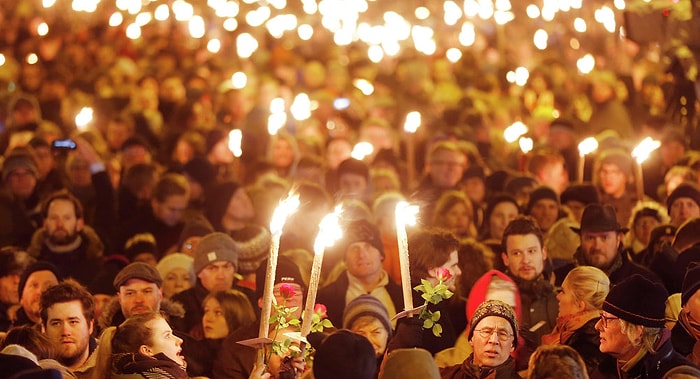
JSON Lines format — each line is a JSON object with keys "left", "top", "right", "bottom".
{"left": 313, "top": 206, "right": 343, "bottom": 255}
{"left": 631, "top": 137, "right": 661, "bottom": 165}
{"left": 395, "top": 201, "right": 419, "bottom": 228}
{"left": 404, "top": 111, "right": 421, "bottom": 133}
{"left": 228, "top": 129, "right": 242, "bottom": 158}
{"left": 578, "top": 137, "right": 599, "bottom": 156}
{"left": 504, "top": 121, "right": 528, "bottom": 143}
{"left": 270, "top": 193, "right": 300, "bottom": 235}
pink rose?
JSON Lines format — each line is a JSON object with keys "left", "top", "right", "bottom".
{"left": 436, "top": 268, "right": 452, "bottom": 282}
{"left": 279, "top": 283, "right": 296, "bottom": 299}
{"left": 314, "top": 303, "right": 328, "bottom": 318}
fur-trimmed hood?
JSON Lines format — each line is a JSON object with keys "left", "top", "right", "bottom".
{"left": 98, "top": 295, "right": 186, "bottom": 331}
{"left": 26, "top": 224, "right": 104, "bottom": 261}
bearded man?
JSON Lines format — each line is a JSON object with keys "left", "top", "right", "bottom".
{"left": 27, "top": 190, "right": 104, "bottom": 286}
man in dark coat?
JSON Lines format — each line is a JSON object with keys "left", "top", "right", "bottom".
{"left": 556, "top": 204, "right": 661, "bottom": 286}
{"left": 317, "top": 219, "right": 403, "bottom": 327}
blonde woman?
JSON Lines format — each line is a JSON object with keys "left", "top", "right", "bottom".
{"left": 541, "top": 266, "right": 610, "bottom": 375}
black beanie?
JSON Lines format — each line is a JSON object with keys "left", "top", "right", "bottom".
{"left": 18, "top": 262, "right": 63, "bottom": 300}
{"left": 337, "top": 219, "right": 384, "bottom": 259}
{"left": 682, "top": 264, "right": 700, "bottom": 306}
{"left": 560, "top": 183, "right": 599, "bottom": 206}
{"left": 602, "top": 274, "right": 667, "bottom": 328}
{"left": 337, "top": 158, "right": 369, "bottom": 181}
{"left": 667, "top": 182, "right": 700, "bottom": 214}
{"left": 526, "top": 186, "right": 559, "bottom": 214}
{"left": 255, "top": 255, "right": 306, "bottom": 300}
{"left": 311, "top": 330, "right": 377, "bottom": 379}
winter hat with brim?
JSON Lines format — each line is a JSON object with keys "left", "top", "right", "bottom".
{"left": 560, "top": 183, "right": 599, "bottom": 206}
{"left": 468, "top": 299, "right": 519, "bottom": 348}
{"left": 18, "top": 262, "right": 63, "bottom": 300}
{"left": 603, "top": 274, "right": 667, "bottom": 328}
{"left": 380, "top": 348, "right": 440, "bottom": 379}
{"left": 667, "top": 182, "right": 700, "bottom": 213}
{"left": 570, "top": 204, "right": 629, "bottom": 234}
{"left": 342, "top": 294, "right": 393, "bottom": 337}
{"left": 193, "top": 232, "right": 238, "bottom": 274}
{"left": 310, "top": 330, "right": 377, "bottom": 379}
{"left": 113, "top": 262, "right": 162, "bottom": 289}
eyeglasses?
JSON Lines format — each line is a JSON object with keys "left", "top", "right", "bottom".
{"left": 473, "top": 328, "right": 513, "bottom": 342}
{"left": 599, "top": 313, "right": 620, "bottom": 328}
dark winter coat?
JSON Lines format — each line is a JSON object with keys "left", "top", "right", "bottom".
{"left": 440, "top": 355, "right": 522, "bottom": 379}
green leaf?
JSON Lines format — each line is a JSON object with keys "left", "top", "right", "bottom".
{"left": 422, "top": 293, "right": 432, "bottom": 301}
{"left": 431, "top": 311, "right": 441, "bottom": 322}
{"left": 434, "top": 284, "right": 448, "bottom": 293}
{"left": 322, "top": 319, "right": 333, "bottom": 328}
{"left": 432, "top": 323, "right": 443, "bottom": 337}
{"left": 444, "top": 289, "right": 454, "bottom": 299}
{"left": 423, "top": 318, "right": 434, "bottom": 328}
{"left": 288, "top": 319, "right": 301, "bottom": 326}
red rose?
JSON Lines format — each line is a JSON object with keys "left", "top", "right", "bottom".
{"left": 436, "top": 268, "right": 452, "bottom": 282}
{"left": 314, "top": 303, "right": 328, "bottom": 318}
{"left": 279, "top": 283, "right": 296, "bottom": 299}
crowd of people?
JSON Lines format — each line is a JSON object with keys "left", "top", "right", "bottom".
{"left": 3, "top": 1, "right": 700, "bottom": 378}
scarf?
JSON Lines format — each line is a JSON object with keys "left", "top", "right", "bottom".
{"left": 540, "top": 309, "right": 600, "bottom": 346}
{"left": 679, "top": 309, "right": 700, "bottom": 365}
{"left": 459, "top": 354, "right": 517, "bottom": 379}
{"left": 574, "top": 247, "right": 623, "bottom": 277}
{"left": 113, "top": 352, "right": 188, "bottom": 379}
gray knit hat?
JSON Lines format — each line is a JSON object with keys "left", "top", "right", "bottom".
{"left": 342, "top": 294, "right": 393, "bottom": 336}
{"left": 193, "top": 232, "right": 238, "bottom": 273}
{"left": 468, "top": 299, "right": 519, "bottom": 347}
{"left": 230, "top": 225, "right": 271, "bottom": 275}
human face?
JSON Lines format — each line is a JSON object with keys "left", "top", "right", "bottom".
{"left": 489, "top": 202, "right": 519, "bottom": 240}
{"left": 202, "top": 297, "right": 229, "bottom": 339}
{"left": 33, "top": 147, "right": 54, "bottom": 179}
{"left": 44, "top": 300, "right": 93, "bottom": 369}
{"left": 580, "top": 231, "right": 621, "bottom": 270}
{"left": 162, "top": 268, "right": 192, "bottom": 299}
{"left": 20, "top": 270, "right": 59, "bottom": 321}
{"left": 430, "top": 250, "right": 462, "bottom": 291}
{"left": 351, "top": 317, "right": 389, "bottom": 357}
{"left": 539, "top": 162, "right": 569, "bottom": 194}
{"left": 225, "top": 188, "right": 254, "bottom": 222}
{"left": 118, "top": 279, "right": 162, "bottom": 318}
{"left": 93, "top": 294, "right": 112, "bottom": 321}
{"left": 272, "top": 138, "right": 295, "bottom": 169}
{"left": 470, "top": 316, "right": 515, "bottom": 368}
{"left": 344, "top": 242, "right": 383, "bottom": 281}
{"left": 502, "top": 234, "right": 546, "bottom": 281}
{"left": 272, "top": 283, "right": 304, "bottom": 318}
{"left": 564, "top": 200, "right": 586, "bottom": 224}
{"left": 6, "top": 168, "right": 37, "bottom": 199}
{"left": 529, "top": 199, "right": 559, "bottom": 232}
{"left": 462, "top": 177, "right": 485, "bottom": 204}
{"left": 670, "top": 198, "right": 700, "bottom": 227}
{"left": 633, "top": 216, "right": 660, "bottom": 246}
{"left": 152, "top": 194, "right": 188, "bottom": 227}
{"left": 596, "top": 311, "right": 639, "bottom": 361}
{"left": 684, "top": 288, "right": 700, "bottom": 321}
{"left": 338, "top": 173, "right": 368, "bottom": 199}
{"left": 197, "top": 261, "right": 235, "bottom": 292}
{"left": 429, "top": 149, "right": 467, "bottom": 189}
{"left": 0, "top": 274, "right": 20, "bottom": 304}
{"left": 326, "top": 139, "right": 351, "bottom": 169}
{"left": 122, "top": 145, "right": 151, "bottom": 170}
{"left": 599, "top": 163, "right": 628, "bottom": 198}
{"left": 443, "top": 202, "right": 472, "bottom": 237}
{"left": 146, "top": 317, "right": 185, "bottom": 366}
{"left": 557, "top": 280, "right": 584, "bottom": 318}
{"left": 44, "top": 199, "right": 84, "bottom": 245}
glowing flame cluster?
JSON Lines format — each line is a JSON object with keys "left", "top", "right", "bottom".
{"left": 395, "top": 201, "right": 419, "bottom": 228}
{"left": 632, "top": 137, "right": 661, "bottom": 165}
{"left": 577, "top": 137, "right": 598, "bottom": 156}
{"left": 313, "top": 206, "right": 343, "bottom": 255}
{"left": 270, "top": 193, "right": 301, "bottom": 235}
{"left": 504, "top": 121, "right": 528, "bottom": 143}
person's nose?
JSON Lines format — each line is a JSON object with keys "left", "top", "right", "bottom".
{"left": 487, "top": 331, "right": 500, "bottom": 344}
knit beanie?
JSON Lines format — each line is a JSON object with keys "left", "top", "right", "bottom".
{"left": 255, "top": 255, "right": 306, "bottom": 299}
{"left": 193, "top": 232, "right": 238, "bottom": 274}
{"left": 18, "top": 262, "right": 63, "bottom": 300}
{"left": 342, "top": 294, "right": 393, "bottom": 337}
{"left": 667, "top": 182, "right": 700, "bottom": 214}
{"left": 380, "top": 348, "right": 440, "bottom": 379}
{"left": 682, "top": 264, "right": 700, "bottom": 306}
{"left": 526, "top": 186, "right": 559, "bottom": 214}
{"left": 311, "top": 330, "right": 377, "bottom": 379}
{"left": 560, "top": 183, "right": 599, "bottom": 206}
{"left": 156, "top": 253, "right": 195, "bottom": 287}
{"left": 468, "top": 299, "right": 519, "bottom": 348}
{"left": 338, "top": 219, "right": 384, "bottom": 258}
{"left": 230, "top": 225, "right": 272, "bottom": 275}
{"left": 2, "top": 149, "right": 38, "bottom": 182}
{"left": 124, "top": 233, "right": 159, "bottom": 261}
{"left": 597, "top": 148, "right": 634, "bottom": 178}
{"left": 603, "top": 274, "right": 667, "bottom": 327}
